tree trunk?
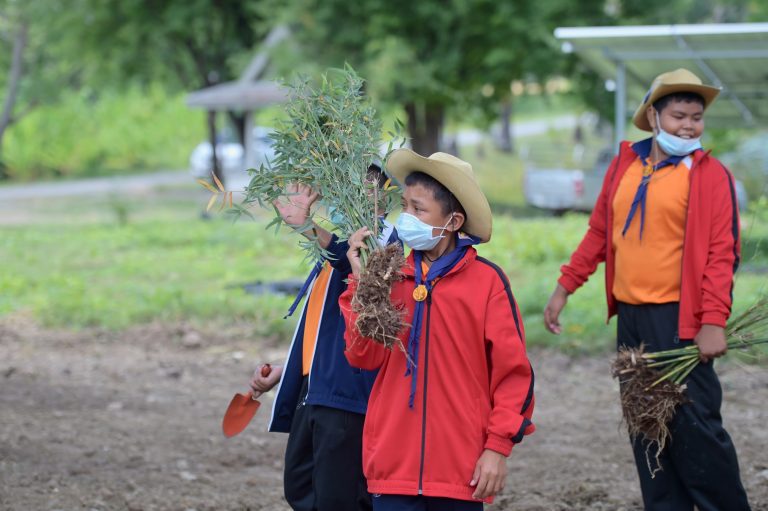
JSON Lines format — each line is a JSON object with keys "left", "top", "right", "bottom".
{"left": 405, "top": 101, "right": 443, "bottom": 156}
{"left": 228, "top": 111, "right": 246, "bottom": 147}
{"left": 0, "top": 22, "right": 28, "bottom": 175}
{"left": 499, "top": 96, "right": 514, "bottom": 154}
{"left": 207, "top": 110, "right": 223, "bottom": 186}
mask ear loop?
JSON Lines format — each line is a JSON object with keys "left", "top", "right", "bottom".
{"left": 652, "top": 109, "right": 663, "bottom": 166}
{"left": 441, "top": 213, "right": 455, "bottom": 234}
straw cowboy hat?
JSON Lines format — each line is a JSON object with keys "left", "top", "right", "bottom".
{"left": 386, "top": 148, "right": 492, "bottom": 243}
{"left": 632, "top": 68, "right": 721, "bottom": 132}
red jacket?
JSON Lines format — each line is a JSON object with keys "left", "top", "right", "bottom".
{"left": 559, "top": 141, "right": 741, "bottom": 339}
{"left": 340, "top": 247, "right": 535, "bottom": 502}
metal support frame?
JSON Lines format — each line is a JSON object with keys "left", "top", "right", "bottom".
{"left": 614, "top": 62, "right": 626, "bottom": 151}
{"left": 244, "top": 111, "right": 255, "bottom": 171}
{"left": 673, "top": 33, "right": 755, "bottom": 125}
{"left": 555, "top": 23, "right": 768, "bottom": 147}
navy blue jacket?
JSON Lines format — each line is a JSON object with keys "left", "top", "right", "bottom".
{"left": 269, "top": 233, "right": 382, "bottom": 432}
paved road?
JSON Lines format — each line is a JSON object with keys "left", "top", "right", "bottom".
{"left": 0, "top": 115, "right": 580, "bottom": 201}
{"left": 0, "top": 170, "right": 192, "bottom": 201}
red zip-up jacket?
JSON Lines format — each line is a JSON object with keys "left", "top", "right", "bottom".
{"left": 558, "top": 141, "right": 741, "bottom": 339}
{"left": 340, "top": 247, "right": 535, "bottom": 503}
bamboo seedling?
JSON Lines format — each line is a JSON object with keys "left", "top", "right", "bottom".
{"left": 612, "top": 296, "right": 768, "bottom": 477}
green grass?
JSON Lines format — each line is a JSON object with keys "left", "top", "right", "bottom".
{"left": 2, "top": 127, "right": 766, "bottom": 353}
{"left": 0, "top": 190, "right": 308, "bottom": 338}
{"left": 2, "top": 177, "right": 765, "bottom": 354}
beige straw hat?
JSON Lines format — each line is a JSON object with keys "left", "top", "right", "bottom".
{"left": 632, "top": 68, "right": 721, "bottom": 132}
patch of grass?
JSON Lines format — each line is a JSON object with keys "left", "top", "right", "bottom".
{"left": 2, "top": 152, "right": 766, "bottom": 353}
{"left": 0, "top": 203, "right": 307, "bottom": 336}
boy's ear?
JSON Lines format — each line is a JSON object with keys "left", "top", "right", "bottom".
{"left": 447, "top": 211, "right": 465, "bottom": 233}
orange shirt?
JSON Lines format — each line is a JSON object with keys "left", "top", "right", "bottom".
{"left": 302, "top": 262, "right": 333, "bottom": 376}
{"left": 612, "top": 156, "right": 691, "bottom": 304}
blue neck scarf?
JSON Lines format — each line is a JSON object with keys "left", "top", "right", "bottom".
{"left": 622, "top": 138, "right": 692, "bottom": 239}
{"left": 404, "top": 232, "right": 480, "bottom": 408}
{"left": 285, "top": 221, "right": 400, "bottom": 319}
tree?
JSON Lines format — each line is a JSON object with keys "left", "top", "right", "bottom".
{"left": 0, "top": 0, "right": 82, "bottom": 175}
{"left": 270, "top": 0, "right": 553, "bottom": 154}
{"left": 58, "top": 0, "right": 268, "bottom": 182}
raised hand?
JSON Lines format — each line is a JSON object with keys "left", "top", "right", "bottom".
{"left": 273, "top": 183, "right": 320, "bottom": 227}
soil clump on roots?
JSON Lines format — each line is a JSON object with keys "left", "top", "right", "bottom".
{"left": 351, "top": 243, "right": 408, "bottom": 349}
{"left": 611, "top": 346, "right": 688, "bottom": 477}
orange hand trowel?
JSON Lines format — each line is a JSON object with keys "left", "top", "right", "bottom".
{"left": 222, "top": 364, "right": 271, "bottom": 438}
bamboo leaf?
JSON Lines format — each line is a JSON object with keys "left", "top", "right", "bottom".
{"left": 206, "top": 193, "right": 218, "bottom": 212}
{"left": 196, "top": 179, "right": 218, "bottom": 193}
{"left": 212, "top": 172, "right": 225, "bottom": 192}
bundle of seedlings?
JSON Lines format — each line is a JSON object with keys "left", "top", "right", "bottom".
{"left": 612, "top": 296, "right": 768, "bottom": 476}
{"left": 236, "top": 66, "right": 407, "bottom": 348}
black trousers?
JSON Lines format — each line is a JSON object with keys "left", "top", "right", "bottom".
{"left": 617, "top": 302, "right": 751, "bottom": 511}
{"left": 284, "top": 377, "right": 371, "bottom": 511}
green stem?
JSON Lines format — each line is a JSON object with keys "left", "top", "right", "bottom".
{"left": 649, "top": 357, "right": 698, "bottom": 388}
{"left": 673, "top": 356, "right": 701, "bottom": 385}
{"left": 643, "top": 345, "right": 699, "bottom": 359}
{"left": 727, "top": 337, "right": 768, "bottom": 349}
{"left": 645, "top": 354, "right": 698, "bottom": 368}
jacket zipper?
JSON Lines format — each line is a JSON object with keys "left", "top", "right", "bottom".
{"left": 677, "top": 155, "right": 697, "bottom": 342}
{"left": 605, "top": 144, "right": 624, "bottom": 322}
{"left": 417, "top": 283, "right": 438, "bottom": 494}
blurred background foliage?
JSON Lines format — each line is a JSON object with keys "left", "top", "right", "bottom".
{"left": 1, "top": 0, "right": 766, "bottom": 351}
{"left": 2, "top": 0, "right": 768, "bottom": 178}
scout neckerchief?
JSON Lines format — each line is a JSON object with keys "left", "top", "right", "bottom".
{"left": 405, "top": 232, "right": 481, "bottom": 408}
{"left": 621, "top": 137, "right": 691, "bottom": 240}
{"left": 284, "top": 221, "right": 400, "bottom": 318}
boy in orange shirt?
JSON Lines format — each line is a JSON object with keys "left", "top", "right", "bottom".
{"left": 544, "top": 69, "right": 749, "bottom": 510}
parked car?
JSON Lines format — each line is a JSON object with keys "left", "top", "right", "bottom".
{"left": 190, "top": 126, "right": 275, "bottom": 190}
{"left": 524, "top": 148, "right": 749, "bottom": 214}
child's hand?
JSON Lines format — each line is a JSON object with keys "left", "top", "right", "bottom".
{"left": 470, "top": 449, "right": 507, "bottom": 500}
{"left": 273, "top": 183, "right": 319, "bottom": 227}
{"left": 694, "top": 324, "right": 727, "bottom": 362}
{"left": 543, "top": 284, "right": 569, "bottom": 335}
{"left": 249, "top": 364, "right": 282, "bottom": 395}
{"left": 347, "top": 227, "right": 372, "bottom": 277}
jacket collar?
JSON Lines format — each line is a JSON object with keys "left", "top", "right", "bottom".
{"left": 401, "top": 246, "right": 477, "bottom": 279}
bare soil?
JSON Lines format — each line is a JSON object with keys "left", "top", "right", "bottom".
{"left": 2, "top": 315, "right": 766, "bottom": 510}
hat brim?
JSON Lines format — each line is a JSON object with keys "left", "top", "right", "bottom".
{"left": 633, "top": 83, "right": 720, "bottom": 132}
{"left": 386, "top": 149, "right": 492, "bottom": 243}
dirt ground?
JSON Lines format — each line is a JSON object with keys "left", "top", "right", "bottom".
{"left": 1, "top": 315, "right": 767, "bottom": 511}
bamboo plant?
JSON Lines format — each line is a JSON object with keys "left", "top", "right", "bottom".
{"left": 612, "top": 296, "right": 768, "bottom": 476}
{"left": 233, "top": 66, "right": 402, "bottom": 265}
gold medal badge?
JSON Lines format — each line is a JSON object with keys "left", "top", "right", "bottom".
{"left": 412, "top": 285, "right": 428, "bottom": 302}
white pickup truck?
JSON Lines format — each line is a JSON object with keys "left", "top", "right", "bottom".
{"left": 523, "top": 150, "right": 748, "bottom": 214}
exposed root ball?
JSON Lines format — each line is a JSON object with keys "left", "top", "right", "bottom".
{"left": 351, "top": 244, "right": 408, "bottom": 350}
{"left": 611, "top": 346, "right": 688, "bottom": 477}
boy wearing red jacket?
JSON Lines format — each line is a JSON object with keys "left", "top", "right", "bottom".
{"left": 544, "top": 69, "right": 750, "bottom": 510}
{"left": 342, "top": 149, "right": 535, "bottom": 510}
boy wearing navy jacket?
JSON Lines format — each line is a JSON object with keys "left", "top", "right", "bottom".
{"left": 249, "top": 166, "right": 397, "bottom": 511}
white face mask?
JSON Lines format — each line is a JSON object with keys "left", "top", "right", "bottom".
{"left": 394, "top": 212, "right": 453, "bottom": 251}
{"left": 655, "top": 110, "right": 702, "bottom": 156}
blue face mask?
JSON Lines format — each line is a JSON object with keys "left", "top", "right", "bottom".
{"left": 327, "top": 206, "right": 346, "bottom": 225}
{"left": 395, "top": 212, "right": 452, "bottom": 251}
{"left": 655, "top": 111, "right": 702, "bottom": 156}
